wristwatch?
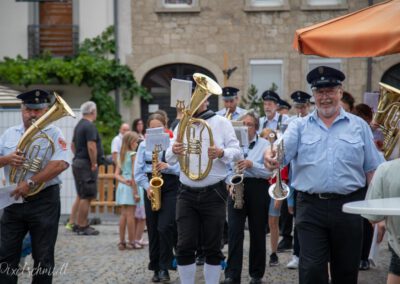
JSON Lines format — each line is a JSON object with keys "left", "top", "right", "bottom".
{"left": 27, "top": 178, "right": 37, "bottom": 190}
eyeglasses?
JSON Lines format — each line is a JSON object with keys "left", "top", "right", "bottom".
{"left": 313, "top": 87, "right": 340, "bottom": 98}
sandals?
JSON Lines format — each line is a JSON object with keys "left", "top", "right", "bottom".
{"left": 118, "top": 242, "right": 126, "bottom": 250}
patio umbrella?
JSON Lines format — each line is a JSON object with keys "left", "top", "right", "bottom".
{"left": 293, "top": 0, "right": 400, "bottom": 57}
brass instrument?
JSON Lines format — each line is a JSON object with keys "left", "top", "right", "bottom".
{"left": 225, "top": 109, "right": 232, "bottom": 120}
{"left": 149, "top": 144, "right": 164, "bottom": 211}
{"left": 373, "top": 82, "right": 400, "bottom": 159}
{"left": 227, "top": 158, "right": 245, "bottom": 209}
{"left": 267, "top": 132, "right": 290, "bottom": 200}
{"left": 176, "top": 73, "right": 222, "bottom": 180}
{"left": 9, "top": 93, "right": 75, "bottom": 196}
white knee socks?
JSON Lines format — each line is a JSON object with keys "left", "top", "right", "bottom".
{"left": 204, "top": 263, "right": 221, "bottom": 284}
{"left": 177, "top": 263, "right": 196, "bottom": 284}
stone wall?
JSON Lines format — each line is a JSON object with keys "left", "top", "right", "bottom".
{"left": 126, "top": 0, "right": 400, "bottom": 118}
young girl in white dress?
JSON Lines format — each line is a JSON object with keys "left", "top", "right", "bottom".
{"left": 115, "top": 131, "right": 142, "bottom": 250}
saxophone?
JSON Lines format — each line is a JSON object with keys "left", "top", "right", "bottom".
{"left": 149, "top": 144, "right": 164, "bottom": 211}
{"left": 228, "top": 158, "right": 245, "bottom": 209}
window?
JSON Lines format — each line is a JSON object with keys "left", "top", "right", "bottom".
{"left": 156, "top": 0, "right": 200, "bottom": 12}
{"left": 245, "top": 0, "right": 289, "bottom": 11}
{"left": 301, "top": 0, "right": 347, "bottom": 10}
{"left": 250, "top": 60, "right": 283, "bottom": 99}
{"left": 307, "top": 58, "right": 342, "bottom": 94}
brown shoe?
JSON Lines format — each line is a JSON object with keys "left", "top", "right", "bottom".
{"left": 118, "top": 242, "right": 126, "bottom": 250}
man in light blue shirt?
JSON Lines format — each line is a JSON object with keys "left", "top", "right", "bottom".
{"left": 216, "top": 87, "right": 245, "bottom": 121}
{"left": 258, "top": 90, "right": 289, "bottom": 133}
{"left": 264, "top": 66, "right": 384, "bottom": 284}
{"left": 223, "top": 110, "right": 272, "bottom": 284}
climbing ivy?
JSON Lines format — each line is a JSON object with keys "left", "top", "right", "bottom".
{"left": 0, "top": 26, "right": 150, "bottom": 154}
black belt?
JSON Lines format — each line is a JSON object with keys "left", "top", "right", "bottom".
{"left": 180, "top": 180, "right": 225, "bottom": 193}
{"left": 299, "top": 188, "right": 364, "bottom": 200}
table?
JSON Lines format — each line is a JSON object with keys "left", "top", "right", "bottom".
{"left": 343, "top": 197, "right": 400, "bottom": 216}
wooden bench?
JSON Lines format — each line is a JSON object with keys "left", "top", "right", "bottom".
{"left": 90, "top": 165, "right": 119, "bottom": 214}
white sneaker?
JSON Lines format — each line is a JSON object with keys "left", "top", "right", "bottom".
{"left": 286, "top": 255, "right": 299, "bottom": 269}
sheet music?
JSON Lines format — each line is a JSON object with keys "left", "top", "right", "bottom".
{"left": 146, "top": 127, "right": 164, "bottom": 135}
{"left": 0, "top": 184, "right": 23, "bottom": 209}
{"left": 233, "top": 126, "right": 249, "bottom": 147}
{"left": 146, "top": 133, "right": 170, "bottom": 151}
{"left": 170, "top": 78, "right": 192, "bottom": 108}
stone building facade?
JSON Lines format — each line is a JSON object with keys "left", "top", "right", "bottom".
{"left": 121, "top": 0, "right": 400, "bottom": 122}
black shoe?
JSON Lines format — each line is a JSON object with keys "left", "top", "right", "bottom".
{"left": 159, "top": 270, "right": 170, "bottom": 282}
{"left": 77, "top": 225, "right": 99, "bottom": 236}
{"left": 196, "top": 255, "right": 205, "bottom": 266}
{"left": 249, "top": 278, "right": 262, "bottom": 284}
{"left": 277, "top": 239, "right": 292, "bottom": 252}
{"left": 269, "top": 252, "right": 279, "bottom": 267}
{"left": 359, "top": 260, "right": 370, "bottom": 271}
{"left": 221, "top": 277, "right": 239, "bottom": 284}
{"left": 152, "top": 270, "right": 160, "bottom": 283}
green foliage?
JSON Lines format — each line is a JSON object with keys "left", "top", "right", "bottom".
{"left": 0, "top": 26, "right": 150, "bottom": 154}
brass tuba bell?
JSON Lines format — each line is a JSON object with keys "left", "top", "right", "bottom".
{"left": 9, "top": 93, "right": 75, "bottom": 196}
{"left": 176, "top": 73, "right": 222, "bottom": 180}
{"left": 373, "top": 82, "right": 400, "bottom": 160}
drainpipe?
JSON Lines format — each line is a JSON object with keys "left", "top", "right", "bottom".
{"left": 366, "top": 0, "right": 373, "bottom": 91}
{"left": 114, "top": 0, "right": 120, "bottom": 113}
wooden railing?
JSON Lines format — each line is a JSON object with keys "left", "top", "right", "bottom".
{"left": 90, "top": 165, "right": 118, "bottom": 214}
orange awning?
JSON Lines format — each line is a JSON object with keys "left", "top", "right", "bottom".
{"left": 293, "top": 0, "right": 400, "bottom": 58}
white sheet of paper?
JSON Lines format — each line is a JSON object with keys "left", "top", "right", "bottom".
{"left": 368, "top": 224, "right": 381, "bottom": 267}
{"left": 0, "top": 184, "right": 22, "bottom": 209}
{"left": 146, "top": 127, "right": 164, "bottom": 135}
{"left": 234, "top": 126, "right": 249, "bottom": 147}
{"left": 171, "top": 78, "right": 192, "bottom": 108}
{"left": 146, "top": 133, "right": 170, "bottom": 151}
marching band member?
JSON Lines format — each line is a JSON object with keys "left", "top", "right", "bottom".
{"left": 258, "top": 90, "right": 289, "bottom": 133}
{"left": 216, "top": 87, "right": 245, "bottom": 121}
{"left": 134, "top": 113, "right": 180, "bottom": 283}
{"left": 277, "top": 99, "right": 291, "bottom": 115}
{"left": 264, "top": 66, "right": 384, "bottom": 284}
{"left": 167, "top": 100, "right": 241, "bottom": 284}
{"left": 291, "top": 91, "right": 312, "bottom": 118}
{"left": 222, "top": 110, "right": 272, "bottom": 284}
{"left": 0, "top": 89, "right": 69, "bottom": 283}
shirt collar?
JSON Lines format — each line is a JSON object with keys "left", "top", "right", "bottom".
{"left": 309, "top": 107, "right": 349, "bottom": 124}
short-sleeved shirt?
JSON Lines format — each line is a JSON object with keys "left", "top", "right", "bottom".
{"left": 111, "top": 133, "right": 123, "bottom": 154}
{"left": 0, "top": 124, "right": 69, "bottom": 187}
{"left": 282, "top": 108, "right": 384, "bottom": 194}
{"left": 72, "top": 118, "right": 103, "bottom": 162}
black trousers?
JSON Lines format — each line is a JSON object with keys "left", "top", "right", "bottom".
{"left": 292, "top": 190, "right": 300, "bottom": 257}
{"left": 176, "top": 181, "right": 227, "bottom": 266}
{"left": 296, "top": 190, "right": 364, "bottom": 284}
{"left": 360, "top": 188, "right": 373, "bottom": 261}
{"left": 225, "top": 178, "right": 270, "bottom": 282}
{"left": 144, "top": 174, "right": 179, "bottom": 271}
{"left": 0, "top": 185, "right": 60, "bottom": 284}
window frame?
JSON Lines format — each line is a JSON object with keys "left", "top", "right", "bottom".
{"left": 244, "top": 0, "right": 290, "bottom": 12}
{"left": 300, "top": 0, "right": 348, "bottom": 11}
{"left": 249, "top": 59, "right": 284, "bottom": 99}
{"left": 156, "top": 0, "right": 200, "bottom": 13}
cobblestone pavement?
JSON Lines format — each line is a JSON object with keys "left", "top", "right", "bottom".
{"left": 19, "top": 219, "right": 389, "bottom": 284}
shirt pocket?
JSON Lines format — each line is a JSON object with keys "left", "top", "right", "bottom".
{"left": 298, "top": 134, "right": 322, "bottom": 164}
{"left": 3, "top": 140, "right": 18, "bottom": 156}
{"left": 336, "top": 134, "right": 364, "bottom": 162}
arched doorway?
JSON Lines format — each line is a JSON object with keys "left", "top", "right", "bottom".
{"left": 141, "top": 64, "right": 219, "bottom": 127}
{"left": 381, "top": 63, "right": 400, "bottom": 89}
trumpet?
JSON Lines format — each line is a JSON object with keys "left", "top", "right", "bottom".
{"left": 225, "top": 109, "right": 232, "bottom": 120}
{"left": 149, "top": 144, "right": 163, "bottom": 211}
{"left": 267, "top": 132, "right": 290, "bottom": 200}
{"left": 227, "top": 155, "right": 245, "bottom": 209}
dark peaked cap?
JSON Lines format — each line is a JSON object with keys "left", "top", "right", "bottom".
{"left": 307, "top": 66, "right": 345, "bottom": 89}
{"left": 261, "top": 90, "right": 280, "bottom": 103}
{"left": 17, "top": 89, "right": 52, "bottom": 109}
{"left": 278, "top": 99, "right": 291, "bottom": 110}
{"left": 290, "top": 91, "right": 311, "bottom": 104}
{"left": 222, "top": 87, "right": 239, "bottom": 100}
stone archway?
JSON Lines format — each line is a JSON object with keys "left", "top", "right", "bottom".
{"left": 381, "top": 63, "right": 400, "bottom": 89}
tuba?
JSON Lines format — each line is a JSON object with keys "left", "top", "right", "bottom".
{"left": 267, "top": 132, "right": 290, "bottom": 200}
{"left": 9, "top": 92, "right": 75, "bottom": 196}
{"left": 149, "top": 144, "right": 163, "bottom": 211}
{"left": 373, "top": 82, "right": 400, "bottom": 160}
{"left": 176, "top": 73, "right": 222, "bottom": 180}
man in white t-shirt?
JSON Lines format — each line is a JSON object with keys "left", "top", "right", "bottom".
{"left": 111, "top": 123, "right": 130, "bottom": 164}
